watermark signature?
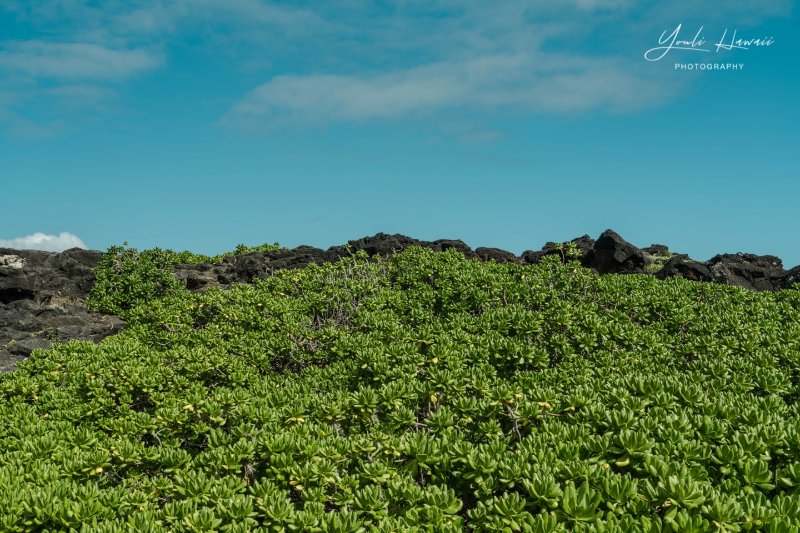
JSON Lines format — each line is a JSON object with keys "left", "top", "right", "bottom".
{"left": 644, "top": 24, "right": 774, "bottom": 62}
{"left": 673, "top": 63, "right": 743, "bottom": 71}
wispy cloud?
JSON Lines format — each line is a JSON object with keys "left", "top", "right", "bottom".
{"left": 0, "top": 41, "right": 162, "bottom": 80}
{"left": 0, "top": 0, "right": 794, "bottom": 137}
{"left": 222, "top": 53, "right": 666, "bottom": 127}
{"left": 0, "top": 232, "right": 87, "bottom": 252}
{"left": 219, "top": 0, "right": 794, "bottom": 129}
{"left": 0, "top": 40, "right": 160, "bottom": 136}
{"left": 0, "top": 0, "right": 329, "bottom": 136}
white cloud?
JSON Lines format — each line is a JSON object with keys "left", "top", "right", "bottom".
{"left": 222, "top": 53, "right": 668, "bottom": 126}
{"left": 0, "top": 232, "right": 87, "bottom": 252}
{"left": 0, "top": 39, "right": 162, "bottom": 135}
{"left": 0, "top": 0, "right": 793, "bottom": 136}
{"left": 0, "top": 41, "right": 162, "bottom": 81}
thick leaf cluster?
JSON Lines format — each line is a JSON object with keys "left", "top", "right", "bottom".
{"left": 2, "top": 246, "right": 800, "bottom": 531}
{"left": 88, "top": 242, "right": 282, "bottom": 315}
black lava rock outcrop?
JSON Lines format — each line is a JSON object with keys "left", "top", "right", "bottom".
{"left": 334, "top": 233, "right": 477, "bottom": 259}
{"left": 585, "top": 230, "right": 647, "bottom": 274}
{"left": 174, "top": 230, "right": 800, "bottom": 294}
{"left": 784, "top": 266, "right": 800, "bottom": 289}
{"left": 643, "top": 244, "right": 670, "bottom": 256}
{"left": 652, "top": 252, "right": 798, "bottom": 291}
{"left": 521, "top": 235, "right": 594, "bottom": 265}
{"left": 0, "top": 248, "right": 124, "bottom": 372}
{"left": 521, "top": 231, "right": 649, "bottom": 275}
{"left": 175, "top": 234, "right": 482, "bottom": 291}
{"left": 654, "top": 255, "right": 713, "bottom": 283}
{"left": 475, "top": 247, "right": 522, "bottom": 264}
{"left": 706, "top": 254, "right": 787, "bottom": 292}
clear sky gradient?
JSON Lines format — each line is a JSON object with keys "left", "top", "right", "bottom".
{"left": 1, "top": 1, "right": 798, "bottom": 266}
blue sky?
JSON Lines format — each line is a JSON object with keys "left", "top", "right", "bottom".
{"left": 1, "top": 0, "right": 798, "bottom": 266}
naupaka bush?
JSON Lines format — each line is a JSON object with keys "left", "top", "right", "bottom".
{"left": 1, "top": 245, "right": 799, "bottom": 531}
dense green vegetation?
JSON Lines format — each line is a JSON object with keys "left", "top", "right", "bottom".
{"left": 2, "top": 244, "right": 800, "bottom": 531}
{"left": 88, "top": 243, "right": 282, "bottom": 316}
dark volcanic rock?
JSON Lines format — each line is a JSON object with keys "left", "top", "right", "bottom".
{"left": 334, "top": 233, "right": 477, "bottom": 259}
{"left": 174, "top": 234, "right": 484, "bottom": 291}
{"left": 175, "top": 246, "right": 341, "bottom": 290}
{"left": 654, "top": 255, "right": 713, "bottom": 282}
{"left": 585, "top": 230, "right": 647, "bottom": 274}
{"left": 431, "top": 239, "right": 475, "bottom": 257}
{"left": 173, "top": 263, "right": 223, "bottom": 292}
{"left": 225, "top": 246, "right": 336, "bottom": 282}
{"left": 0, "top": 248, "right": 123, "bottom": 372}
{"left": 643, "top": 244, "right": 670, "bottom": 256}
{"left": 521, "top": 235, "right": 594, "bottom": 265}
{"left": 7, "top": 338, "right": 54, "bottom": 356}
{"left": 520, "top": 250, "right": 545, "bottom": 264}
{"left": 475, "top": 247, "right": 521, "bottom": 263}
{"left": 548, "top": 235, "right": 595, "bottom": 259}
{"left": 707, "top": 253, "right": 786, "bottom": 292}
{"left": 0, "top": 247, "right": 102, "bottom": 301}
{"left": 783, "top": 266, "right": 800, "bottom": 289}
{"left": 339, "top": 233, "right": 423, "bottom": 258}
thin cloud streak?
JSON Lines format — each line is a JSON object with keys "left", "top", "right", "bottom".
{"left": 0, "top": 41, "right": 162, "bottom": 80}
{"left": 0, "top": 0, "right": 794, "bottom": 137}
{"left": 222, "top": 54, "right": 668, "bottom": 127}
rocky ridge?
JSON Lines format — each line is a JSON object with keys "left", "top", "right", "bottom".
{"left": 0, "top": 248, "right": 124, "bottom": 372}
{"left": 2, "top": 230, "right": 798, "bottom": 372}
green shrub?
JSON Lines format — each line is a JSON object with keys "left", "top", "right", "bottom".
{"left": 88, "top": 242, "right": 283, "bottom": 316}
{"left": 88, "top": 245, "right": 184, "bottom": 316}
{"left": 3, "top": 245, "right": 800, "bottom": 530}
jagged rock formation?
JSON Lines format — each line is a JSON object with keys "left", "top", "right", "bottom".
{"left": 2, "top": 231, "right": 798, "bottom": 372}
{"left": 786, "top": 266, "right": 800, "bottom": 288}
{"left": 174, "top": 235, "right": 480, "bottom": 290}
{"left": 0, "top": 248, "right": 124, "bottom": 372}
{"left": 173, "top": 230, "right": 799, "bottom": 294}
{"left": 521, "top": 234, "right": 595, "bottom": 265}
{"left": 654, "top": 255, "right": 713, "bottom": 283}
{"left": 474, "top": 247, "right": 521, "bottom": 264}
{"left": 585, "top": 230, "right": 648, "bottom": 275}
{"left": 706, "top": 254, "right": 787, "bottom": 292}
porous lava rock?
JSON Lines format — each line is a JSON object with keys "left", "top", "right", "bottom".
{"left": 643, "top": 244, "right": 670, "bottom": 256}
{"left": 707, "top": 253, "right": 787, "bottom": 292}
{"left": 654, "top": 255, "right": 713, "bottom": 283}
{"left": 783, "top": 266, "right": 800, "bottom": 290}
{"left": 0, "top": 248, "right": 123, "bottom": 372}
{"left": 521, "top": 235, "right": 594, "bottom": 265}
{"left": 475, "top": 247, "right": 522, "bottom": 263}
{"left": 584, "top": 230, "right": 647, "bottom": 274}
